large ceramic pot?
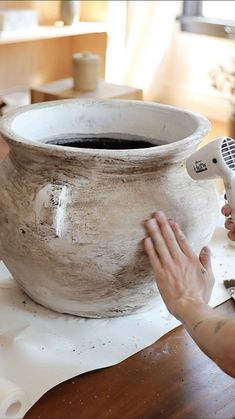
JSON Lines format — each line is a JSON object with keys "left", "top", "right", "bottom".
{"left": 0, "top": 99, "right": 219, "bottom": 318}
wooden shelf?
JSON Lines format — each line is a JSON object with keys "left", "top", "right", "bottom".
{"left": 0, "top": 22, "right": 107, "bottom": 44}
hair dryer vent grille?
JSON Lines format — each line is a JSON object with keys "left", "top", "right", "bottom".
{"left": 221, "top": 137, "right": 235, "bottom": 171}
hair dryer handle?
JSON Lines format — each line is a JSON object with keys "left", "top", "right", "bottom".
{"left": 224, "top": 175, "right": 235, "bottom": 220}
{"left": 224, "top": 175, "right": 235, "bottom": 246}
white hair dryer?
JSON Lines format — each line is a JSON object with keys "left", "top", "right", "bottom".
{"left": 186, "top": 136, "right": 235, "bottom": 245}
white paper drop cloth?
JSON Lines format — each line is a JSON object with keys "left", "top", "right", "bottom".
{"left": 0, "top": 211, "right": 234, "bottom": 419}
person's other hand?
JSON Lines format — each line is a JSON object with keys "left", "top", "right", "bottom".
{"left": 221, "top": 204, "right": 235, "bottom": 241}
{"left": 144, "top": 211, "right": 215, "bottom": 320}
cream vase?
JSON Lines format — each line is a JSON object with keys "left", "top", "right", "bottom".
{"left": 0, "top": 99, "right": 219, "bottom": 318}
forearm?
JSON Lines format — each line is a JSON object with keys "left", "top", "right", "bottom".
{"left": 176, "top": 300, "right": 235, "bottom": 377}
{"left": 143, "top": 211, "right": 235, "bottom": 376}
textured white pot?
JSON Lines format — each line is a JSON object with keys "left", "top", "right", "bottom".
{"left": 0, "top": 99, "right": 219, "bottom": 317}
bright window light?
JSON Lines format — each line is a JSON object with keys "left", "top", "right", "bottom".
{"left": 202, "top": 1, "right": 235, "bottom": 21}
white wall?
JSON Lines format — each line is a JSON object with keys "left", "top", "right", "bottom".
{"left": 151, "top": 23, "right": 234, "bottom": 122}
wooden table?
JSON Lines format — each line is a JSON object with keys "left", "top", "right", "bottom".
{"left": 25, "top": 299, "right": 235, "bottom": 419}
{"left": 31, "top": 78, "right": 143, "bottom": 104}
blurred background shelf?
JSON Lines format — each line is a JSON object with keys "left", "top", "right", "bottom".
{"left": 0, "top": 29, "right": 107, "bottom": 92}
{"left": 0, "top": 22, "right": 107, "bottom": 44}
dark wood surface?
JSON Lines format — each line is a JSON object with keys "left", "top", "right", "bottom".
{"left": 25, "top": 299, "right": 235, "bottom": 419}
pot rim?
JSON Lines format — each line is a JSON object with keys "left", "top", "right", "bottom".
{"left": 0, "top": 99, "right": 211, "bottom": 159}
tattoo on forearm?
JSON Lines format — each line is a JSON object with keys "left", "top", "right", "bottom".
{"left": 193, "top": 320, "right": 204, "bottom": 331}
{"left": 214, "top": 320, "right": 227, "bottom": 334}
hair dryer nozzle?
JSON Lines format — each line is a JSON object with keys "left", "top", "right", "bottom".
{"left": 220, "top": 137, "right": 235, "bottom": 171}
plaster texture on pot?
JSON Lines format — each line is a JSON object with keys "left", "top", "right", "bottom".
{"left": 0, "top": 99, "right": 219, "bottom": 318}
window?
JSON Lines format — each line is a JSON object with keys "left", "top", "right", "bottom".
{"left": 178, "top": 0, "right": 235, "bottom": 38}
{"left": 203, "top": 1, "right": 235, "bottom": 21}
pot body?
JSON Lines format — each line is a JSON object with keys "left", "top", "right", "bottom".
{"left": 0, "top": 100, "right": 219, "bottom": 317}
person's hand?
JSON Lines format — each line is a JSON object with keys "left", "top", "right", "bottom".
{"left": 221, "top": 204, "right": 235, "bottom": 241}
{"left": 144, "top": 211, "right": 215, "bottom": 321}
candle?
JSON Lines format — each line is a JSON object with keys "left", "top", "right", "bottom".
{"left": 72, "top": 51, "right": 100, "bottom": 92}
